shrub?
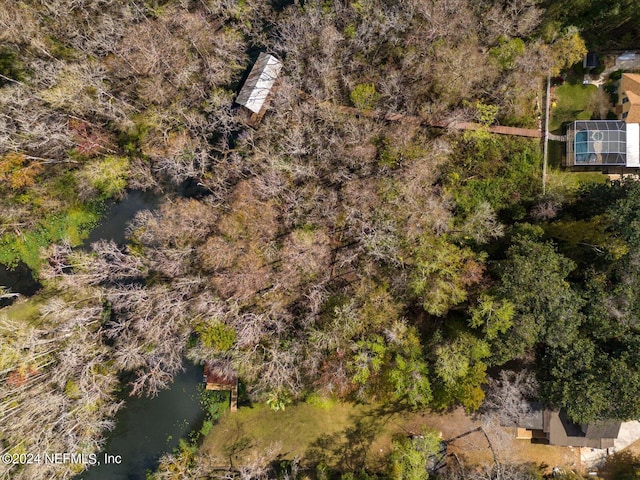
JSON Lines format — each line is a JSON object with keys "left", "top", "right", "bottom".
{"left": 196, "top": 320, "right": 236, "bottom": 352}
{"left": 350, "top": 83, "right": 380, "bottom": 110}
{"left": 445, "top": 136, "right": 541, "bottom": 219}
{"left": 304, "top": 392, "right": 336, "bottom": 409}
{"left": 591, "top": 62, "right": 605, "bottom": 75}
{"left": 609, "top": 69, "right": 624, "bottom": 81}
{"left": 64, "top": 380, "right": 81, "bottom": 399}
{"left": 75, "top": 156, "right": 130, "bottom": 200}
{"left": 199, "top": 420, "right": 213, "bottom": 436}
{"left": 0, "top": 206, "right": 100, "bottom": 271}
{"left": 0, "top": 48, "right": 22, "bottom": 85}
{"left": 489, "top": 37, "right": 525, "bottom": 70}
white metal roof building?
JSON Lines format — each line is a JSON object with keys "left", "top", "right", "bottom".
{"left": 236, "top": 52, "right": 282, "bottom": 114}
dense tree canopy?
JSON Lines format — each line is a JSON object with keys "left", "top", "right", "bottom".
{"left": 0, "top": 0, "right": 634, "bottom": 478}
{"left": 544, "top": 0, "right": 640, "bottom": 49}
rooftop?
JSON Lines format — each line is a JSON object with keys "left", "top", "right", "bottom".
{"left": 516, "top": 402, "right": 544, "bottom": 431}
{"left": 620, "top": 73, "right": 640, "bottom": 124}
{"left": 545, "top": 410, "right": 621, "bottom": 449}
{"left": 236, "top": 52, "right": 282, "bottom": 114}
{"left": 203, "top": 361, "right": 237, "bottom": 387}
{"left": 515, "top": 405, "right": 622, "bottom": 449}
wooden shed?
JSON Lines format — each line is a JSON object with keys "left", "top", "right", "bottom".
{"left": 235, "top": 52, "right": 282, "bottom": 127}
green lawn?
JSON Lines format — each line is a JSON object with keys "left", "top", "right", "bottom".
{"left": 550, "top": 83, "right": 599, "bottom": 133}
{"left": 200, "top": 401, "right": 386, "bottom": 469}
{"left": 198, "top": 400, "right": 578, "bottom": 474}
{"left": 546, "top": 169, "right": 608, "bottom": 197}
{"left": 547, "top": 85, "right": 609, "bottom": 195}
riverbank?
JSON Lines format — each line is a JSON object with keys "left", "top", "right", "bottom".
{"left": 0, "top": 189, "right": 159, "bottom": 308}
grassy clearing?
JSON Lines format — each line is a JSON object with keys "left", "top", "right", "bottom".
{"left": 547, "top": 169, "right": 608, "bottom": 197}
{"left": 200, "top": 402, "right": 378, "bottom": 468}
{"left": 200, "top": 401, "right": 578, "bottom": 474}
{"left": 550, "top": 83, "right": 598, "bottom": 133}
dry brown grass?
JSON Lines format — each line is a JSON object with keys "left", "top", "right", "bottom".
{"left": 623, "top": 437, "right": 640, "bottom": 456}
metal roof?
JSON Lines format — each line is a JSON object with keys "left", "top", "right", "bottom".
{"left": 516, "top": 401, "right": 544, "bottom": 430}
{"left": 236, "top": 52, "right": 282, "bottom": 114}
{"left": 516, "top": 404, "right": 623, "bottom": 449}
{"left": 626, "top": 122, "right": 640, "bottom": 166}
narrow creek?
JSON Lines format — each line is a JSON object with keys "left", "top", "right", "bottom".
{"left": 75, "top": 191, "right": 204, "bottom": 480}
{"left": 76, "top": 362, "right": 205, "bottom": 480}
{"left": 1, "top": 190, "right": 207, "bottom": 479}
{"left": 76, "top": 190, "right": 208, "bottom": 479}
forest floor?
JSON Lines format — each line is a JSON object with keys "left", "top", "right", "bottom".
{"left": 200, "top": 402, "right": 580, "bottom": 474}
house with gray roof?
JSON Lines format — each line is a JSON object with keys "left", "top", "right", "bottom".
{"left": 515, "top": 406, "right": 622, "bottom": 449}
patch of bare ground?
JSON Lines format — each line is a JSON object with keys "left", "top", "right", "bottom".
{"left": 396, "top": 408, "right": 579, "bottom": 473}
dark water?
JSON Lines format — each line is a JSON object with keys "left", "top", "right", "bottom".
{"left": 84, "top": 190, "right": 159, "bottom": 247}
{"left": 0, "top": 262, "right": 41, "bottom": 307}
{"left": 76, "top": 362, "right": 205, "bottom": 480}
{"left": 0, "top": 190, "right": 158, "bottom": 305}
{"left": 73, "top": 191, "right": 206, "bottom": 480}
{"left": 1, "top": 190, "right": 206, "bottom": 479}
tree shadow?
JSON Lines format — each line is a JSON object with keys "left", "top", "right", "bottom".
{"left": 304, "top": 403, "right": 401, "bottom": 472}
{"left": 221, "top": 417, "right": 255, "bottom": 468}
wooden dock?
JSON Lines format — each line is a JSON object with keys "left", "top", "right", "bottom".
{"left": 436, "top": 121, "right": 542, "bottom": 138}
{"left": 203, "top": 362, "right": 238, "bottom": 412}
{"left": 320, "top": 101, "right": 543, "bottom": 138}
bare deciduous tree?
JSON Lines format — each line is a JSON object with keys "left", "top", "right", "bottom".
{"left": 481, "top": 370, "right": 540, "bottom": 427}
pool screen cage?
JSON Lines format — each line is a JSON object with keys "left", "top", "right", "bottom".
{"left": 567, "top": 120, "right": 627, "bottom": 165}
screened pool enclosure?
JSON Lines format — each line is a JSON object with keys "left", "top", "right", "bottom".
{"left": 566, "top": 120, "right": 639, "bottom": 167}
